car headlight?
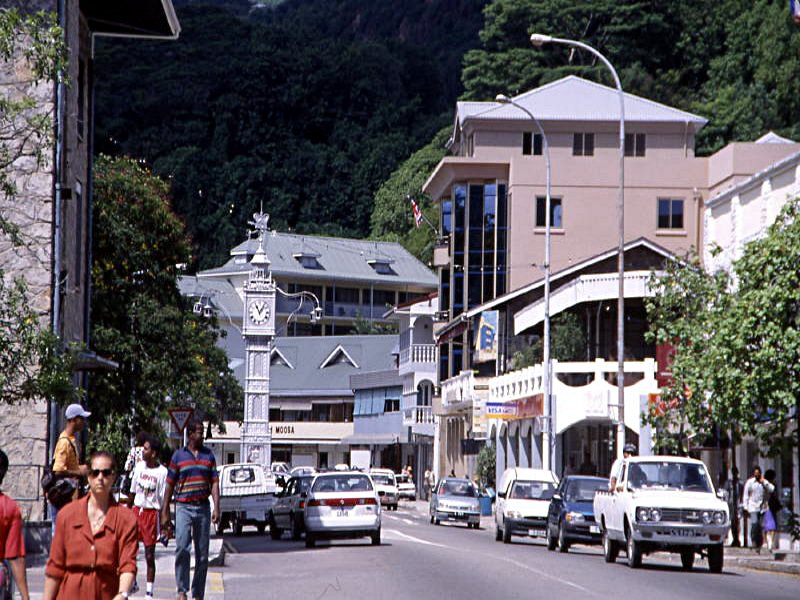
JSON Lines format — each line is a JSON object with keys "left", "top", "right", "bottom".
{"left": 565, "top": 511, "right": 585, "bottom": 523}
{"left": 702, "top": 511, "right": 712, "bottom": 525}
{"left": 506, "top": 510, "right": 522, "bottom": 519}
{"left": 637, "top": 507, "right": 650, "bottom": 522}
{"left": 649, "top": 508, "right": 662, "bottom": 522}
{"left": 713, "top": 511, "right": 726, "bottom": 525}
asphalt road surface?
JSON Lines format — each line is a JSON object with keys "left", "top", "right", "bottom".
{"left": 221, "top": 502, "right": 799, "bottom": 600}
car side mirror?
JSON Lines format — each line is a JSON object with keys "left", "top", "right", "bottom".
{"left": 497, "top": 491, "right": 506, "bottom": 499}
{"left": 300, "top": 491, "right": 307, "bottom": 499}
{"left": 616, "top": 485, "right": 625, "bottom": 493}
{"left": 552, "top": 493, "right": 561, "bottom": 501}
{"left": 716, "top": 490, "right": 725, "bottom": 500}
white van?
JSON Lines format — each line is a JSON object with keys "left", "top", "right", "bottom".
{"left": 495, "top": 467, "right": 558, "bottom": 543}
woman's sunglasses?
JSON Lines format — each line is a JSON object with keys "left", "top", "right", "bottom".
{"left": 89, "top": 468, "right": 115, "bottom": 478}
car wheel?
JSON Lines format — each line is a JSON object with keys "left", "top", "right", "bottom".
{"left": 557, "top": 520, "right": 570, "bottom": 553}
{"left": 680, "top": 550, "right": 695, "bottom": 570}
{"left": 626, "top": 528, "right": 642, "bottom": 568}
{"left": 602, "top": 528, "right": 618, "bottom": 563}
{"left": 305, "top": 533, "right": 316, "bottom": 548}
{"left": 708, "top": 545, "right": 724, "bottom": 573}
{"left": 290, "top": 513, "right": 302, "bottom": 541}
{"left": 269, "top": 515, "right": 282, "bottom": 541}
{"left": 546, "top": 524, "right": 557, "bottom": 551}
{"left": 502, "top": 520, "right": 512, "bottom": 544}
{"left": 233, "top": 515, "right": 243, "bottom": 536}
{"left": 371, "top": 527, "right": 381, "bottom": 546}
{"left": 256, "top": 522, "right": 266, "bottom": 535}
{"left": 430, "top": 513, "right": 435, "bottom": 524}
{"left": 434, "top": 517, "right": 440, "bottom": 525}
{"left": 495, "top": 526, "right": 503, "bottom": 542}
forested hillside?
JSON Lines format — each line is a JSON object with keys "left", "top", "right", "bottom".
{"left": 95, "top": 1, "right": 800, "bottom": 269}
{"left": 93, "top": 0, "right": 487, "bottom": 269}
{"left": 370, "top": 0, "right": 800, "bottom": 254}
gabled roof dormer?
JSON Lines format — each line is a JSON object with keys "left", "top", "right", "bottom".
{"left": 366, "top": 257, "right": 396, "bottom": 275}
{"left": 270, "top": 347, "right": 294, "bottom": 369}
{"left": 292, "top": 250, "right": 323, "bottom": 270}
{"left": 319, "top": 345, "right": 359, "bottom": 369}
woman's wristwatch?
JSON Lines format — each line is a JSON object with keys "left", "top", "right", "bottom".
{"left": 118, "top": 592, "right": 130, "bottom": 599}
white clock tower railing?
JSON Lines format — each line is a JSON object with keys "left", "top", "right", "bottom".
{"left": 239, "top": 212, "right": 323, "bottom": 471}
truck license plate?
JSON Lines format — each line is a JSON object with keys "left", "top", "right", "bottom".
{"left": 455, "top": 512, "right": 464, "bottom": 517}
{"left": 589, "top": 525, "right": 600, "bottom": 534}
{"left": 670, "top": 529, "right": 696, "bottom": 537}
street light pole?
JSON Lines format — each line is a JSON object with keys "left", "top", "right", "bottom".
{"left": 495, "top": 94, "right": 553, "bottom": 470}
{"left": 530, "top": 33, "right": 626, "bottom": 459}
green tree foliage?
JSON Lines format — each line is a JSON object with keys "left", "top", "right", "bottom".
{"left": 92, "top": 1, "right": 486, "bottom": 269}
{"left": 459, "top": 0, "right": 800, "bottom": 154}
{"left": 645, "top": 197, "right": 800, "bottom": 455}
{"left": 475, "top": 443, "right": 496, "bottom": 490}
{"left": 89, "top": 155, "right": 242, "bottom": 457}
{"left": 510, "top": 312, "right": 586, "bottom": 370}
{"left": 348, "top": 312, "right": 398, "bottom": 335}
{"left": 369, "top": 126, "right": 450, "bottom": 262}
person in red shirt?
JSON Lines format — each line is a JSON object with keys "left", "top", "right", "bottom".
{"left": 0, "top": 448, "right": 30, "bottom": 600}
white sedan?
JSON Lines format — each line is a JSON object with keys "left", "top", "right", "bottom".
{"left": 304, "top": 472, "right": 381, "bottom": 547}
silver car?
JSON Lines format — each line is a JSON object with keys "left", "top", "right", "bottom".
{"left": 304, "top": 471, "right": 381, "bottom": 547}
{"left": 429, "top": 477, "right": 481, "bottom": 528}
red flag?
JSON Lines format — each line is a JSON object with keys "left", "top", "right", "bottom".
{"left": 410, "top": 197, "right": 423, "bottom": 228}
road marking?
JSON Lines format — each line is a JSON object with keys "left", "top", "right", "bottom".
{"left": 209, "top": 571, "right": 224, "bottom": 593}
{"left": 383, "top": 528, "right": 448, "bottom": 548}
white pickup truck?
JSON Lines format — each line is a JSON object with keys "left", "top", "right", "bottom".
{"left": 216, "top": 463, "right": 277, "bottom": 535}
{"left": 593, "top": 456, "right": 729, "bottom": 572}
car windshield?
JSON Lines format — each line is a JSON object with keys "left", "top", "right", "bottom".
{"left": 312, "top": 474, "right": 373, "bottom": 493}
{"left": 441, "top": 480, "right": 477, "bottom": 497}
{"left": 565, "top": 479, "right": 606, "bottom": 502}
{"left": 628, "top": 462, "right": 713, "bottom": 493}
{"left": 396, "top": 474, "right": 410, "bottom": 484}
{"left": 298, "top": 477, "right": 313, "bottom": 493}
{"left": 372, "top": 474, "right": 396, "bottom": 486}
{"left": 229, "top": 467, "right": 256, "bottom": 484}
{"left": 509, "top": 480, "right": 554, "bottom": 500}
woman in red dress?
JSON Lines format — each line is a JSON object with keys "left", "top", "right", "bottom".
{"left": 44, "top": 451, "right": 138, "bottom": 600}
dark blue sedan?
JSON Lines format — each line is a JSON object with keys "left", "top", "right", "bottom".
{"left": 546, "top": 475, "right": 608, "bottom": 553}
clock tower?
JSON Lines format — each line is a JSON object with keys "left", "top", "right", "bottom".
{"left": 240, "top": 212, "right": 276, "bottom": 469}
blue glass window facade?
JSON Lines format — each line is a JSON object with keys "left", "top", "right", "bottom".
{"left": 439, "top": 181, "right": 507, "bottom": 379}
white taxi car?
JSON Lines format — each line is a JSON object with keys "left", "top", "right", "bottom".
{"left": 369, "top": 468, "right": 399, "bottom": 511}
{"left": 303, "top": 471, "right": 381, "bottom": 547}
{"left": 495, "top": 467, "right": 559, "bottom": 543}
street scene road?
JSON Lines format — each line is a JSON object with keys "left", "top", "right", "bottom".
{"left": 221, "top": 502, "right": 798, "bottom": 600}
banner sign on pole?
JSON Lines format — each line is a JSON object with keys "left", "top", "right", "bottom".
{"left": 168, "top": 407, "right": 195, "bottom": 432}
{"left": 474, "top": 310, "right": 498, "bottom": 363}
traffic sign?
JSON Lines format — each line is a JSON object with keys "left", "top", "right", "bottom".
{"left": 168, "top": 407, "right": 195, "bottom": 431}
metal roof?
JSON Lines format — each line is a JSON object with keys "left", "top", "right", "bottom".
{"left": 197, "top": 232, "right": 436, "bottom": 289}
{"left": 217, "top": 328, "right": 397, "bottom": 395}
{"left": 457, "top": 76, "right": 708, "bottom": 127}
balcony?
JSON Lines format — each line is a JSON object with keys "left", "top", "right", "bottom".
{"left": 399, "top": 343, "right": 436, "bottom": 365}
{"left": 439, "top": 370, "right": 490, "bottom": 437}
{"left": 402, "top": 405, "right": 435, "bottom": 437}
{"left": 323, "top": 301, "right": 387, "bottom": 320}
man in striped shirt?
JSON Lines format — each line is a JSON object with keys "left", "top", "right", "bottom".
{"left": 161, "top": 418, "right": 219, "bottom": 600}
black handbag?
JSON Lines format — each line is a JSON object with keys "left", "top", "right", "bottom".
{"left": 41, "top": 436, "right": 80, "bottom": 508}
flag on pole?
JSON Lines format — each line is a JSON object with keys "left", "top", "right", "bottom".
{"left": 410, "top": 196, "right": 423, "bottom": 228}
{"left": 792, "top": 0, "right": 800, "bottom": 24}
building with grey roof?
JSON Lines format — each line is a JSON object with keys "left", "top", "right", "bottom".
{"left": 207, "top": 332, "right": 397, "bottom": 468}
{"left": 181, "top": 231, "right": 436, "bottom": 336}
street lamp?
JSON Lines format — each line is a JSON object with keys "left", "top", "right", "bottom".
{"left": 495, "top": 94, "right": 553, "bottom": 470}
{"left": 530, "top": 33, "right": 627, "bottom": 459}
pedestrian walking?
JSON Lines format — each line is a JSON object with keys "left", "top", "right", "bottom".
{"left": 423, "top": 469, "right": 431, "bottom": 501}
{"left": 128, "top": 435, "right": 168, "bottom": 599}
{"left": 44, "top": 450, "right": 138, "bottom": 600}
{"left": 161, "top": 418, "right": 220, "bottom": 600}
{"left": 0, "top": 449, "right": 30, "bottom": 600}
{"left": 47, "top": 404, "right": 91, "bottom": 531}
{"left": 742, "top": 465, "right": 774, "bottom": 553}
{"left": 763, "top": 469, "right": 781, "bottom": 551}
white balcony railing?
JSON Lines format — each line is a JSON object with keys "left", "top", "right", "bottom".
{"left": 402, "top": 405, "right": 434, "bottom": 427}
{"left": 399, "top": 343, "right": 437, "bottom": 366}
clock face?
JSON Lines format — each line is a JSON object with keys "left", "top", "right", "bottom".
{"left": 248, "top": 300, "right": 270, "bottom": 325}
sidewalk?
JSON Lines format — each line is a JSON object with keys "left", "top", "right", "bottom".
{"left": 21, "top": 537, "right": 225, "bottom": 599}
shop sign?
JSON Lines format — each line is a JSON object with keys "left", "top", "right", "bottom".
{"left": 486, "top": 402, "right": 517, "bottom": 419}
{"left": 513, "top": 394, "right": 543, "bottom": 420}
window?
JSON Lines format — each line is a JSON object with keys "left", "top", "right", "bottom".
{"left": 625, "top": 133, "right": 646, "bottom": 157}
{"left": 572, "top": 132, "right": 594, "bottom": 156}
{"left": 383, "top": 398, "right": 400, "bottom": 413}
{"left": 522, "top": 132, "right": 543, "bottom": 156}
{"left": 333, "top": 286, "right": 359, "bottom": 304}
{"left": 658, "top": 198, "right": 684, "bottom": 229}
{"left": 535, "top": 197, "right": 563, "bottom": 228}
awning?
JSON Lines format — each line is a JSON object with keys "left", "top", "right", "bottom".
{"left": 434, "top": 315, "right": 469, "bottom": 345}
{"left": 340, "top": 432, "right": 402, "bottom": 445}
{"left": 81, "top": 0, "right": 180, "bottom": 39}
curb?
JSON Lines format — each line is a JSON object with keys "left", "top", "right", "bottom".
{"left": 209, "top": 537, "right": 226, "bottom": 567}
